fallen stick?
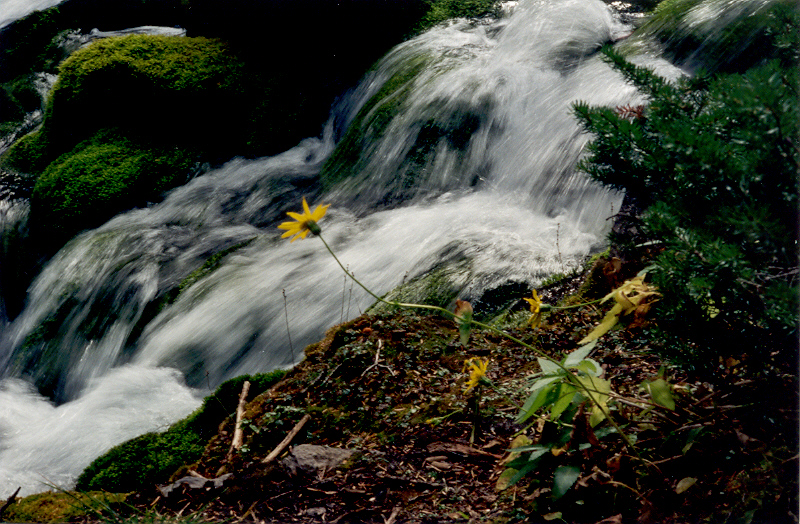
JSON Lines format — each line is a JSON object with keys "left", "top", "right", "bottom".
{"left": 262, "top": 414, "right": 311, "bottom": 464}
{"left": 0, "top": 487, "right": 20, "bottom": 520}
{"left": 227, "top": 380, "right": 251, "bottom": 460}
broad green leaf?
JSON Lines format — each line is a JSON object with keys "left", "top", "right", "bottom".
{"left": 550, "top": 383, "right": 577, "bottom": 421}
{"left": 575, "top": 375, "right": 611, "bottom": 427}
{"left": 495, "top": 468, "right": 518, "bottom": 491}
{"left": 517, "top": 382, "right": 558, "bottom": 423}
{"left": 563, "top": 340, "right": 597, "bottom": 367}
{"left": 552, "top": 465, "right": 581, "bottom": 499}
{"left": 576, "top": 358, "right": 601, "bottom": 377}
{"left": 642, "top": 378, "right": 675, "bottom": 410}
{"left": 538, "top": 357, "right": 562, "bottom": 375}
{"left": 529, "top": 375, "right": 561, "bottom": 392}
{"left": 506, "top": 457, "right": 544, "bottom": 488}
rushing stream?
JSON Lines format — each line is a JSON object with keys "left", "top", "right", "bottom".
{"left": 0, "top": 0, "right": 684, "bottom": 497}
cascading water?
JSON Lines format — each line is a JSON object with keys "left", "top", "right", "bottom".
{"left": 0, "top": 0, "right": 683, "bottom": 497}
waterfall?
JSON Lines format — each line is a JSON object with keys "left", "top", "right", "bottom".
{"left": 0, "top": 0, "right": 683, "bottom": 497}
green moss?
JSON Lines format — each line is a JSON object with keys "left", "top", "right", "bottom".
{"left": 44, "top": 34, "right": 247, "bottom": 158}
{"left": 3, "top": 491, "right": 127, "bottom": 523}
{"left": 30, "top": 129, "right": 196, "bottom": 242}
{"left": 368, "top": 261, "right": 472, "bottom": 316}
{"left": 320, "top": 53, "right": 431, "bottom": 189}
{"left": 416, "top": 0, "right": 501, "bottom": 32}
{"left": 76, "top": 370, "right": 286, "bottom": 493}
{"left": 631, "top": 0, "right": 797, "bottom": 73}
{"left": 0, "top": 7, "right": 65, "bottom": 83}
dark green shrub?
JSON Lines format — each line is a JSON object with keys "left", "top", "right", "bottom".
{"left": 574, "top": 43, "right": 799, "bottom": 371}
{"left": 76, "top": 370, "right": 286, "bottom": 493}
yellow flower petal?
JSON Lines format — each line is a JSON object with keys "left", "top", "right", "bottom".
{"left": 463, "top": 357, "right": 489, "bottom": 394}
{"left": 277, "top": 197, "right": 330, "bottom": 242}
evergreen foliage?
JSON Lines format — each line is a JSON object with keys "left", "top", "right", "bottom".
{"left": 574, "top": 42, "right": 799, "bottom": 371}
{"left": 76, "top": 370, "right": 286, "bottom": 493}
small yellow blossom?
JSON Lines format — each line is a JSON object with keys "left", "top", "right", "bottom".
{"left": 524, "top": 290, "right": 543, "bottom": 328}
{"left": 277, "top": 197, "right": 330, "bottom": 242}
{"left": 463, "top": 357, "right": 489, "bottom": 394}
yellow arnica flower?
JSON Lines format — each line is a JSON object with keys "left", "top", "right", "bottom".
{"left": 277, "top": 197, "right": 330, "bottom": 242}
{"left": 463, "top": 357, "right": 489, "bottom": 394}
{"left": 524, "top": 290, "right": 542, "bottom": 328}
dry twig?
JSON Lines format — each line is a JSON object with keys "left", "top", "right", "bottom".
{"left": 262, "top": 414, "right": 311, "bottom": 464}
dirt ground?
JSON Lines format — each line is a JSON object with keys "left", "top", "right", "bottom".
{"left": 127, "top": 266, "right": 799, "bottom": 524}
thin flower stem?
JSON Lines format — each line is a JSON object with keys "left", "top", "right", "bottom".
{"left": 547, "top": 298, "right": 604, "bottom": 310}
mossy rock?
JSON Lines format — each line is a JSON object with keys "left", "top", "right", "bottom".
{"left": 629, "top": 0, "right": 797, "bottom": 73}
{"left": 320, "top": 53, "right": 431, "bottom": 191}
{"left": 42, "top": 34, "right": 248, "bottom": 161}
{"left": 416, "top": 0, "right": 502, "bottom": 32}
{"left": 367, "top": 259, "right": 472, "bottom": 316}
{"left": 76, "top": 370, "right": 287, "bottom": 493}
{"left": 30, "top": 129, "right": 196, "bottom": 243}
{"left": 2, "top": 491, "right": 127, "bottom": 523}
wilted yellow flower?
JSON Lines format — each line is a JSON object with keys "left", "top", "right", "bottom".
{"left": 463, "top": 357, "right": 489, "bottom": 394}
{"left": 277, "top": 197, "right": 330, "bottom": 242}
{"left": 524, "top": 290, "right": 542, "bottom": 328}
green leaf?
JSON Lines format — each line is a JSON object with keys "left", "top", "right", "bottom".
{"left": 507, "top": 444, "right": 549, "bottom": 454}
{"left": 538, "top": 357, "right": 562, "bottom": 375}
{"left": 563, "top": 340, "right": 597, "bottom": 367}
{"left": 642, "top": 378, "right": 675, "bottom": 410}
{"left": 576, "top": 358, "right": 601, "bottom": 377}
{"left": 458, "top": 317, "right": 471, "bottom": 346}
{"left": 506, "top": 457, "right": 544, "bottom": 488}
{"left": 517, "top": 382, "right": 558, "bottom": 423}
{"left": 495, "top": 468, "right": 518, "bottom": 491}
{"left": 575, "top": 375, "right": 611, "bottom": 426}
{"left": 552, "top": 465, "right": 581, "bottom": 499}
{"left": 550, "top": 383, "right": 577, "bottom": 421}
{"left": 529, "top": 375, "right": 562, "bottom": 391}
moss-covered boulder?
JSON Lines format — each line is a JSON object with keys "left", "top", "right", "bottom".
{"left": 0, "top": 34, "right": 252, "bottom": 245}
{"left": 76, "top": 371, "right": 286, "bottom": 493}
{"left": 31, "top": 129, "right": 196, "bottom": 240}
{"left": 4, "top": 34, "right": 249, "bottom": 173}
{"left": 416, "top": 0, "right": 501, "bottom": 32}
{"left": 628, "top": 0, "right": 797, "bottom": 73}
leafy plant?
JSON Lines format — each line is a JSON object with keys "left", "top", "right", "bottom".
{"left": 574, "top": 42, "right": 799, "bottom": 371}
